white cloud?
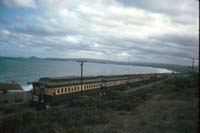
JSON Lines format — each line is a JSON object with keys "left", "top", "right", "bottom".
{"left": 2, "top": 30, "right": 10, "bottom": 35}
{"left": 61, "top": 50, "right": 104, "bottom": 59}
{"left": 64, "top": 35, "right": 81, "bottom": 44}
{"left": 118, "top": 51, "right": 129, "bottom": 57}
{"left": 3, "top": 0, "right": 37, "bottom": 8}
{"left": 0, "top": 0, "right": 198, "bottom": 65}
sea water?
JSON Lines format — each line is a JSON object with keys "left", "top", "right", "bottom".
{"left": 0, "top": 58, "right": 173, "bottom": 91}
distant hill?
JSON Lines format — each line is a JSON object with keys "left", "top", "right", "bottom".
{"left": 0, "top": 56, "right": 198, "bottom": 73}
{"left": 44, "top": 57, "right": 197, "bottom": 73}
{"left": 29, "top": 56, "right": 38, "bottom": 59}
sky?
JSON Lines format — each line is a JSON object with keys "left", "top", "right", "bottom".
{"left": 0, "top": 0, "right": 199, "bottom": 65}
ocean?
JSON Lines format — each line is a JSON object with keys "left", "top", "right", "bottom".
{"left": 0, "top": 58, "right": 173, "bottom": 91}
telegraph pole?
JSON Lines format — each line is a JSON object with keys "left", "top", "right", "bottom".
{"left": 127, "top": 55, "right": 131, "bottom": 90}
{"left": 77, "top": 60, "right": 87, "bottom": 96}
{"left": 128, "top": 56, "right": 130, "bottom": 75}
{"left": 192, "top": 58, "right": 194, "bottom": 73}
{"left": 192, "top": 58, "right": 195, "bottom": 84}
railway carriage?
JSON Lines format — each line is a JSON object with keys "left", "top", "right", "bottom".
{"left": 30, "top": 73, "right": 169, "bottom": 105}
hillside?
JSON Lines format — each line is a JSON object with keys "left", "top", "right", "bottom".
{"left": 0, "top": 73, "right": 198, "bottom": 133}
{"left": 1, "top": 56, "right": 197, "bottom": 73}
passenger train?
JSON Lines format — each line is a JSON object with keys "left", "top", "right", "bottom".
{"left": 30, "top": 73, "right": 169, "bottom": 105}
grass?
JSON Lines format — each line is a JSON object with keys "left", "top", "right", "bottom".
{"left": 0, "top": 73, "right": 198, "bottom": 133}
{"left": 0, "top": 103, "right": 27, "bottom": 114}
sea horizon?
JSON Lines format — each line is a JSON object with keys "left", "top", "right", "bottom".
{"left": 0, "top": 57, "right": 174, "bottom": 91}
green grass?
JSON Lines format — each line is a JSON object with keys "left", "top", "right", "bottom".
{"left": 0, "top": 103, "right": 27, "bottom": 114}
{"left": 0, "top": 73, "right": 198, "bottom": 133}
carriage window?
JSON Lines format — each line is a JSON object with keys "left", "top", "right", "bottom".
{"left": 57, "top": 89, "right": 60, "bottom": 93}
{"left": 68, "top": 88, "right": 70, "bottom": 92}
{"left": 61, "top": 88, "right": 63, "bottom": 93}
{"left": 65, "top": 88, "right": 67, "bottom": 92}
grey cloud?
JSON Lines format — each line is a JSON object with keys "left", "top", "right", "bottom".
{"left": 0, "top": 0, "right": 198, "bottom": 65}
{"left": 98, "top": 34, "right": 198, "bottom": 61}
{"left": 149, "top": 34, "right": 198, "bottom": 48}
{"left": 115, "top": 0, "right": 197, "bottom": 15}
{"left": 0, "top": 18, "right": 11, "bottom": 25}
{"left": 127, "top": 38, "right": 197, "bottom": 59}
{"left": 9, "top": 25, "right": 71, "bottom": 37}
{"left": 115, "top": 0, "right": 198, "bottom": 25}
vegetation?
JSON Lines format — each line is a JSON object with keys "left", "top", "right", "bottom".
{"left": 0, "top": 103, "right": 27, "bottom": 114}
{"left": 0, "top": 73, "right": 198, "bottom": 133}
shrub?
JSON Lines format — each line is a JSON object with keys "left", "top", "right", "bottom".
{"left": 15, "top": 98, "right": 23, "bottom": 103}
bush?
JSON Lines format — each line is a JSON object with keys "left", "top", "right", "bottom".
{"left": 15, "top": 98, "right": 23, "bottom": 103}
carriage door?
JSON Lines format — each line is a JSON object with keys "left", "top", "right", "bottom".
{"left": 39, "top": 85, "right": 45, "bottom": 103}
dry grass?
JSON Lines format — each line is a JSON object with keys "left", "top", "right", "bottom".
{"left": 0, "top": 74, "right": 198, "bottom": 133}
{"left": 90, "top": 75, "right": 198, "bottom": 133}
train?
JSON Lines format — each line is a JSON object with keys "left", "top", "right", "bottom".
{"left": 30, "top": 73, "right": 170, "bottom": 106}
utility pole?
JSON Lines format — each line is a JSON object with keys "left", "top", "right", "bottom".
{"left": 192, "top": 58, "right": 195, "bottom": 84}
{"left": 127, "top": 55, "right": 131, "bottom": 90}
{"left": 77, "top": 60, "right": 87, "bottom": 96}
{"left": 128, "top": 56, "right": 130, "bottom": 75}
{"left": 192, "top": 58, "right": 194, "bottom": 73}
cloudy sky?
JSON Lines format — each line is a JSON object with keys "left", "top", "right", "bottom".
{"left": 0, "top": 0, "right": 199, "bottom": 65}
